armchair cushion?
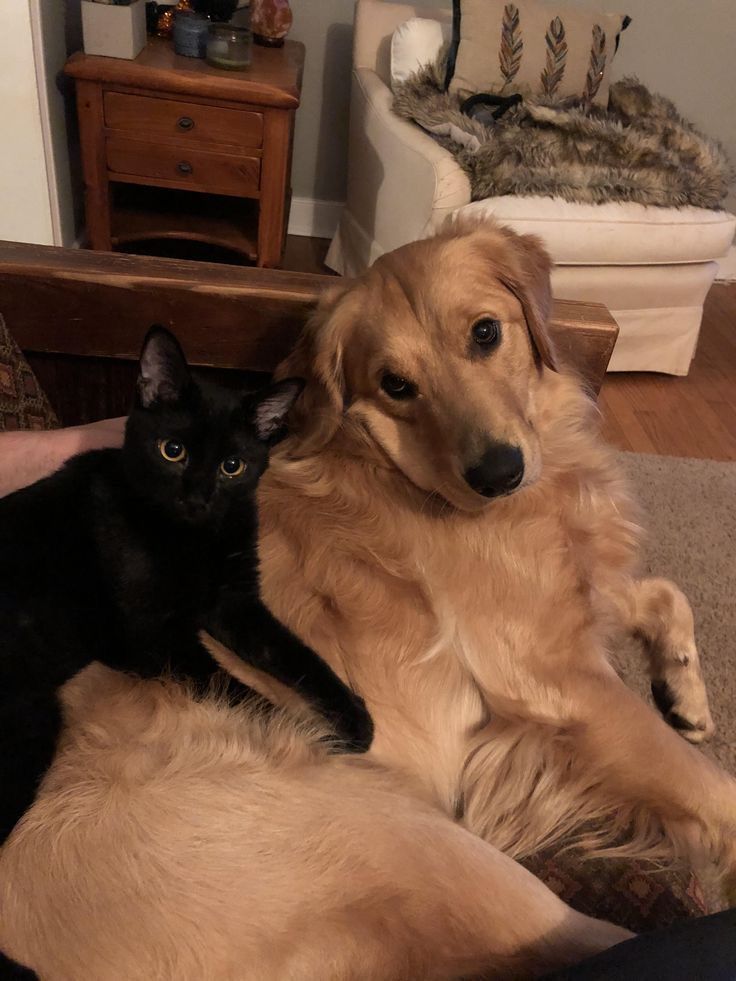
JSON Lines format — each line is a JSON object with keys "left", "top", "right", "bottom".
{"left": 456, "top": 196, "right": 736, "bottom": 265}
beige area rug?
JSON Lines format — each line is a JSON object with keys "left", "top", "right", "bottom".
{"left": 614, "top": 452, "right": 736, "bottom": 774}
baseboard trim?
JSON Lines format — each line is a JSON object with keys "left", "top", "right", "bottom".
{"left": 288, "top": 197, "right": 344, "bottom": 240}
{"left": 716, "top": 243, "right": 736, "bottom": 282}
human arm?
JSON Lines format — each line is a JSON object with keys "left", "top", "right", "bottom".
{"left": 0, "top": 418, "right": 126, "bottom": 498}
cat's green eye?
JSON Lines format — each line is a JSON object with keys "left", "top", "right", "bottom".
{"left": 158, "top": 438, "right": 187, "bottom": 463}
{"left": 220, "top": 457, "right": 246, "bottom": 478}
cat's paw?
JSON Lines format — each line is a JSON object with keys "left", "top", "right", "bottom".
{"left": 335, "top": 694, "right": 374, "bottom": 754}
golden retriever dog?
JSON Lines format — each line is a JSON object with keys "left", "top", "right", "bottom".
{"left": 0, "top": 658, "right": 631, "bottom": 980}
{"left": 257, "top": 217, "right": 730, "bottom": 874}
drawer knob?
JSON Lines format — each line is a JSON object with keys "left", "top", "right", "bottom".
{"left": 177, "top": 161, "right": 193, "bottom": 175}
{"left": 177, "top": 116, "right": 195, "bottom": 131}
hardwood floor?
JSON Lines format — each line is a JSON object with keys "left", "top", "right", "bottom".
{"left": 282, "top": 234, "right": 334, "bottom": 276}
{"left": 599, "top": 284, "right": 736, "bottom": 461}
{"left": 282, "top": 235, "right": 736, "bottom": 462}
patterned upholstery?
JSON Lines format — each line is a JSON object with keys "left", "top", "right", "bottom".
{"left": 524, "top": 851, "right": 708, "bottom": 933}
{"left": 0, "top": 315, "right": 58, "bottom": 431}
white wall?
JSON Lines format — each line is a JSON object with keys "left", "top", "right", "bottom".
{"left": 288, "top": 0, "right": 355, "bottom": 206}
{"left": 33, "top": 0, "right": 85, "bottom": 246}
{"left": 0, "top": 0, "right": 55, "bottom": 244}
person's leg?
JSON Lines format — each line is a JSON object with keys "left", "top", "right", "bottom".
{"left": 543, "top": 908, "right": 736, "bottom": 980}
{"left": 0, "top": 418, "right": 125, "bottom": 497}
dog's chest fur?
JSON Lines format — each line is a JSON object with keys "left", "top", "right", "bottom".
{"left": 260, "top": 450, "right": 628, "bottom": 811}
{"left": 420, "top": 484, "right": 598, "bottom": 699}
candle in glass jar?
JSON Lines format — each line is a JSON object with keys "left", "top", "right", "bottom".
{"left": 206, "top": 24, "right": 252, "bottom": 69}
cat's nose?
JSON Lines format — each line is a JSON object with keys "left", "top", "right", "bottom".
{"left": 185, "top": 494, "right": 209, "bottom": 517}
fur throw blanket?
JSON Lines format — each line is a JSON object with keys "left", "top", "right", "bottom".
{"left": 392, "top": 57, "right": 733, "bottom": 209}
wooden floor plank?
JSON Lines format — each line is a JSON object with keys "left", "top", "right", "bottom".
{"left": 598, "top": 283, "right": 736, "bottom": 460}
{"left": 597, "top": 403, "right": 634, "bottom": 453}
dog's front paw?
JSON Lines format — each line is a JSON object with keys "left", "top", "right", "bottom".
{"left": 651, "top": 669, "right": 715, "bottom": 745}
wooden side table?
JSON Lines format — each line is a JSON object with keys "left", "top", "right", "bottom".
{"left": 65, "top": 38, "right": 304, "bottom": 267}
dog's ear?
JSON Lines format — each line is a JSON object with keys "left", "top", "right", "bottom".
{"left": 496, "top": 230, "right": 558, "bottom": 372}
{"left": 275, "top": 281, "right": 356, "bottom": 451}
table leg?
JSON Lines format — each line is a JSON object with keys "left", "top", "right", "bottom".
{"left": 257, "top": 110, "right": 293, "bottom": 268}
{"left": 75, "top": 81, "right": 112, "bottom": 251}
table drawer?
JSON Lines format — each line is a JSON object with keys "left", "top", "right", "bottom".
{"left": 106, "top": 136, "right": 261, "bottom": 197}
{"left": 104, "top": 92, "right": 263, "bottom": 150}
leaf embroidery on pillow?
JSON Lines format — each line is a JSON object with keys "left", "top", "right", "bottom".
{"left": 540, "top": 17, "right": 567, "bottom": 96}
{"left": 499, "top": 4, "right": 523, "bottom": 90}
{"left": 583, "top": 24, "right": 607, "bottom": 104}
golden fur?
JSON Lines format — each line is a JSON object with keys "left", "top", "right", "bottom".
{"left": 1, "top": 218, "right": 728, "bottom": 977}
{"left": 258, "top": 218, "right": 728, "bottom": 870}
{"left": 0, "top": 660, "right": 630, "bottom": 979}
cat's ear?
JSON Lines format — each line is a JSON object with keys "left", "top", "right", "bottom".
{"left": 250, "top": 378, "right": 304, "bottom": 441}
{"left": 137, "top": 326, "right": 191, "bottom": 407}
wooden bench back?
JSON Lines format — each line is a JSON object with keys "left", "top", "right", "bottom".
{"left": 0, "top": 242, "right": 618, "bottom": 424}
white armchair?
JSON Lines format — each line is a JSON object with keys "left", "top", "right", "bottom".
{"left": 326, "top": 0, "right": 736, "bottom": 375}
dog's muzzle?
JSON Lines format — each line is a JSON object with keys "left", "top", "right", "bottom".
{"left": 464, "top": 443, "right": 524, "bottom": 499}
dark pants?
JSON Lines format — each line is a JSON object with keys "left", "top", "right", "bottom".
{"left": 544, "top": 909, "right": 736, "bottom": 980}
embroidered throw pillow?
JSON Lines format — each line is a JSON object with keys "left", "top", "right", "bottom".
{"left": 447, "top": 0, "right": 630, "bottom": 106}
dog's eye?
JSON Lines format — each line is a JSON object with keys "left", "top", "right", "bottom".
{"left": 472, "top": 319, "right": 501, "bottom": 348}
{"left": 380, "top": 373, "right": 417, "bottom": 400}
{"left": 158, "top": 438, "right": 187, "bottom": 463}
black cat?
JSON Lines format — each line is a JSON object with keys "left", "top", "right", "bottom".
{"left": 0, "top": 326, "right": 373, "bottom": 849}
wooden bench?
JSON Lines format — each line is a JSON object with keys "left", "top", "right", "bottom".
{"left": 0, "top": 242, "right": 618, "bottom": 425}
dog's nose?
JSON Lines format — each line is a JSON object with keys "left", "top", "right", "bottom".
{"left": 464, "top": 444, "right": 524, "bottom": 498}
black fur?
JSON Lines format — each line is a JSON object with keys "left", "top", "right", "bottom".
{"left": 0, "top": 951, "right": 36, "bottom": 979}
{"left": 651, "top": 680, "right": 702, "bottom": 734}
{"left": 0, "top": 327, "right": 373, "bottom": 850}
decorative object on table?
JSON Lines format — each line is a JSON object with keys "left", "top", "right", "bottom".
{"left": 81, "top": 0, "right": 148, "bottom": 59}
{"left": 152, "top": 0, "right": 239, "bottom": 39}
{"left": 158, "top": 0, "right": 195, "bottom": 39}
{"left": 173, "top": 9, "right": 210, "bottom": 56}
{"left": 250, "top": 0, "right": 292, "bottom": 47}
{"left": 206, "top": 23, "right": 252, "bottom": 69}
{"left": 154, "top": 2, "right": 176, "bottom": 36}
